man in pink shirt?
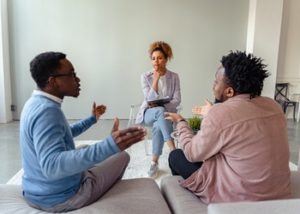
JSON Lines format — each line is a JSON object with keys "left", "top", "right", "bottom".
{"left": 165, "top": 51, "right": 291, "bottom": 204}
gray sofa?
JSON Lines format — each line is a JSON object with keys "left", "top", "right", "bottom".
{"left": 0, "top": 178, "right": 171, "bottom": 214}
{"left": 1, "top": 163, "right": 300, "bottom": 214}
{"left": 161, "top": 171, "right": 300, "bottom": 214}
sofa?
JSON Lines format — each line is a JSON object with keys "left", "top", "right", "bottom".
{"left": 1, "top": 161, "right": 300, "bottom": 214}
{"left": 161, "top": 171, "right": 300, "bottom": 214}
{"left": 0, "top": 178, "right": 171, "bottom": 214}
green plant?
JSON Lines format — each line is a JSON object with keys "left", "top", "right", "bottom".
{"left": 187, "top": 116, "right": 202, "bottom": 131}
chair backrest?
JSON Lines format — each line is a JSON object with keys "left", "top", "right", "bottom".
{"left": 275, "top": 83, "right": 290, "bottom": 102}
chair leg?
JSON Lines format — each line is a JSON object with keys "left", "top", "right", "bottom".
{"left": 297, "top": 103, "right": 300, "bottom": 123}
{"left": 144, "top": 133, "right": 151, "bottom": 156}
{"left": 175, "top": 138, "right": 179, "bottom": 149}
{"left": 283, "top": 104, "right": 287, "bottom": 113}
{"left": 293, "top": 105, "right": 296, "bottom": 121}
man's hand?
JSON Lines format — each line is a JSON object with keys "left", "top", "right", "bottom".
{"left": 92, "top": 102, "right": 106, "bottom": 120}
{"left": 164, "top": 112, "right": 184, "bottom": 123}
{"left": 112, "top": 127, "right": 147, "bottom": 151}
{"left": 111, "top": 117, "right": 119, "bottom": 133}
{"left": 192, "top": 100, "right": 212, "bottom": 117}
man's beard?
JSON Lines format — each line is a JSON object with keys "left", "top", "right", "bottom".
{"left": 214, "top": 98, "right": 223, "bottom": 104}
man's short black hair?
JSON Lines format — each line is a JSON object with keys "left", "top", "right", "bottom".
{"left": 221, "top": 51, "right": 270, "bottom": 98}
{"left": 30, "top": 51, "right": 66, "bottom": 89}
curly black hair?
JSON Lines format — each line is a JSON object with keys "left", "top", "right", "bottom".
{"left": 30, "top": 51, "right": 66, "bottom": 89}
{"left": 221, "top": 51, "right": 270, "bottom": 98}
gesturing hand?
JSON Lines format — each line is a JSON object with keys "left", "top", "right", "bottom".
{"left": 111, "top": 117, "right": 119, "bottom": 133}
{"left": 112, "top": 127, "right": 147, "bottom": 151}
{"left": 164, "top": 112, "right": 184, "bottom": 123}
{"left": 92, "top": 102, "right": 106, "bottom": 120}
{"left": 192, "top": 99, "right": 212, "bottom": 117}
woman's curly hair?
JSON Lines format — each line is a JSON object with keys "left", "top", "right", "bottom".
{"left": 148, "top": 41, "right": 173, "bottom": 61}
{"left": 221, "top": 51, "right": 270, "bottom": 98}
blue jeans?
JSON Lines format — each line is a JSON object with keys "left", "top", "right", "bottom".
{"left": 143, "top": 107, "right": 173, "bottom": 156}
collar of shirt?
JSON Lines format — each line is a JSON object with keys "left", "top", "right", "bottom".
{"left": 32, "top": 90, "right": 63, "bottom": 104}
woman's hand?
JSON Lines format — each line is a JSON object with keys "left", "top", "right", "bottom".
{"left": 152, "top": 71, "right": 161, "bottom": 92}
{"left": 92, "top": 102, "right": 106, "bottom": 120}
{"left": 152, "top": 70, "right": 161, "bottom": 81}
{"left": 192, "top": 100, "right": 212, "bottom": 117}
{"left": 164, "top": 112, "right": 184, "bottom": 123}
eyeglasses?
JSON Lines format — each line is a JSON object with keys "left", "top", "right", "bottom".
{"left": 51, "top": 72, "right": 77, "bottom": 78}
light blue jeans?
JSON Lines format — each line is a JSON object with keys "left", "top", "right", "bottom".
{"left": 143, "top": 107, "right": 173, "bottom": 156}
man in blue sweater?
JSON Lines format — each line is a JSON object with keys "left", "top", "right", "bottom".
{"left": 20, "top": 52, "right": 146, "bottom": 212}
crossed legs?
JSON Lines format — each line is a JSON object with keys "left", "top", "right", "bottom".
{"left": 35, "top": 151, "right": 130, "bottom": 212}
{"left": 143, "top": 107, "right": 176, "bottom": 176}
{"left": 144, "top": 107, "right": 175, "bottom": 156}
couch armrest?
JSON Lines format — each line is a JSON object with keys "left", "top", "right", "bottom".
{"left": 160, "top": 176, "right": 207, "bottom": 214}
{"left": 291, "top": 171, "right": 300, "bottom": 198}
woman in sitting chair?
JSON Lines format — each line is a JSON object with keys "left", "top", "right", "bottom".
{"left": 136, "top": 41, "right": 181, "bottom": 177}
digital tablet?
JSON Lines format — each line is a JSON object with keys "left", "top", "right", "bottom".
{"left": 147, "top": 97, "right": 171, "bottom": 106}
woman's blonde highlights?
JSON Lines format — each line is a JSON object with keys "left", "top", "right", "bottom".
{"left": 149, "top": 41, "right": 173, "bottom": 61}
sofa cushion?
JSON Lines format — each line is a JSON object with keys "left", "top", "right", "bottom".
{"left": 207, "top": 198, "right": 300, "bottom": 214}
{"left": 0, "top": 178, "right": 171, "bottom": 214}
{"left": 160, "top": 176, "right": 207, "bottom": 214}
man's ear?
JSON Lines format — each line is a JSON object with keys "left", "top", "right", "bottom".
{"left": 225, "top": 87, "right": 235, "bottom": 98}
{"left": 46, "top": 77, "right": 60, "bottom": 91}
{"left": 47, "top": 76, "right": 56, "bottom": 87}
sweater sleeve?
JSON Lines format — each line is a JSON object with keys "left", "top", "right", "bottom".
{"left": 33, "top": 107, "right": 120, "bottom": 180}
{"left": 69, "top": 115, "right": 97, "bottom": 137}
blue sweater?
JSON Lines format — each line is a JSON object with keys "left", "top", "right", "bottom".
{"left": 20, "top": 94, "right": 120, "bottom": 208}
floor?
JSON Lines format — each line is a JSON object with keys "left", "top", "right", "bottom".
{"left": 0, "top": 119, "right": 299, "bottom": 184}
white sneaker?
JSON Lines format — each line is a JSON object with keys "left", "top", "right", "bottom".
{"left": 148, "top": 162, "right": 158, "bottom": 178}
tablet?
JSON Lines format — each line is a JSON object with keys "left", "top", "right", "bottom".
{"left": 147, "top": 97, "right": 171, "bottom": 106}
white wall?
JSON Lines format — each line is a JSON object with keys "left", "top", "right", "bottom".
{"left": 7, "top": 0, "right": 249, "bottom": 119}
{"left": 246, "top": 0, "right": 283, "bottom": 98}
{"left": 277, "top": 0, "right": 300, "bottom": 94}
{"left": 0, "top": 0, "right": 12, "bottom": 123}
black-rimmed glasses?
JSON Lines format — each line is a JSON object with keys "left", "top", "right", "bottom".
{"left": 51, "top": 72, "right": 77, "bottom": 78}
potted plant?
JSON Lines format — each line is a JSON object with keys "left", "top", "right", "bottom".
{"left": 188, "top": 116, "right": 202, "bottom": 134}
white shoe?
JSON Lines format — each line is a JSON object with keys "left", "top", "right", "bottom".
{"left": 148, "top": 162, "right": 158, "bottom": 178}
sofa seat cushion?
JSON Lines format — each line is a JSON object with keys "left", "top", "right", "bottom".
{"left": 161, "top": 171, "right": 300, "bottom": 214}
{"left": 0, "top": 178, "right": 171, "bottom": 214}
{"left": 208, "top": 198, "right": 300, "bottom": 214}
{"left": 160, "top": 176, "right": 207, "bottom": 214}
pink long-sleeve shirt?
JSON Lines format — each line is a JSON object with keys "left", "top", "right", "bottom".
{"left": 178, "top": 94, "right": 291, "bottom": 204}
